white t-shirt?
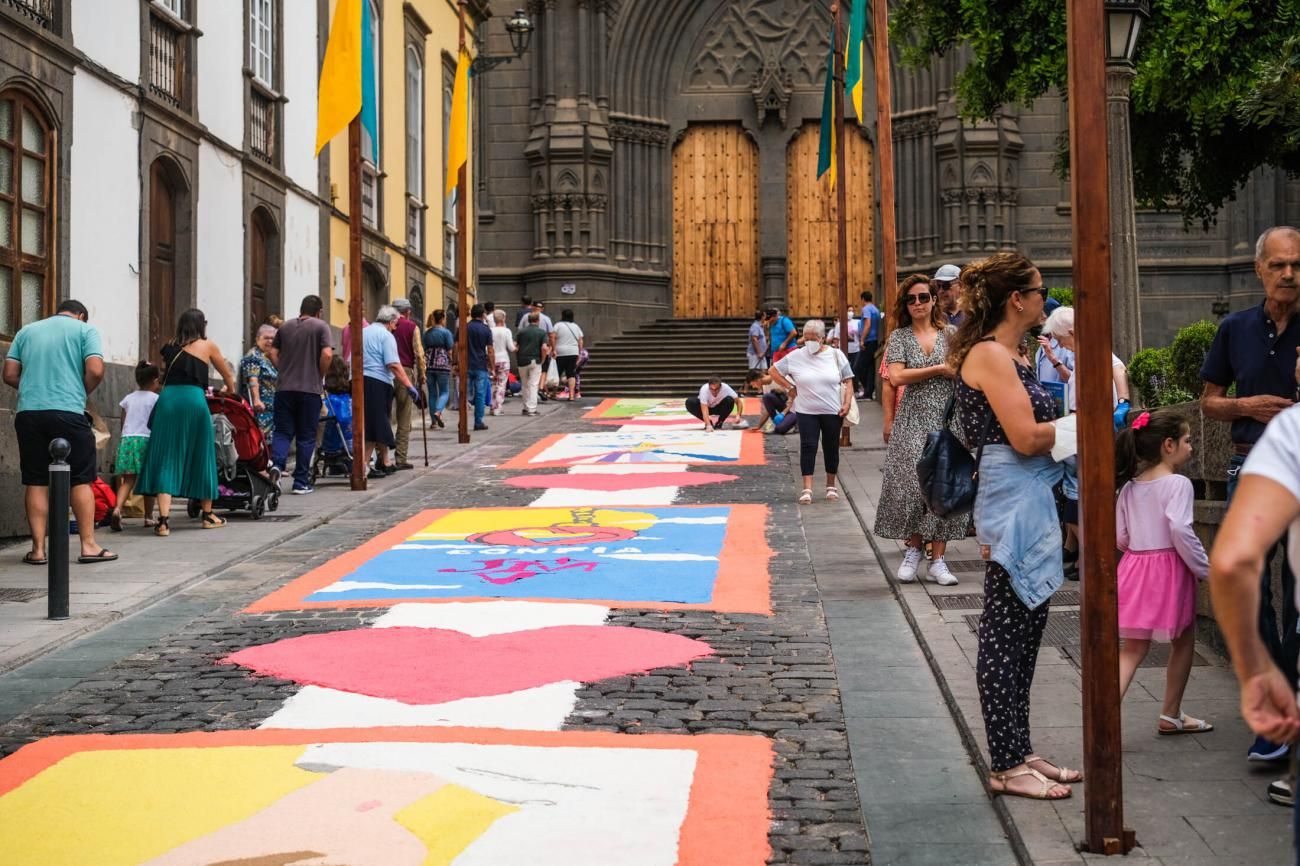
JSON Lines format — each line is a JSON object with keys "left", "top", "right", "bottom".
{"left": 119, "top": 390, "right": 159, "bottom": 437}
{"left": 1066, "top": 353, "right": 1124, "bottom": 412}
{"left": 491, "top": 326, "right": 515, "bottom": 363}
{"left": 1241, "top": 404, "right": 1300, "bottom": 626}
{"left": 554, "top": 321, "right": 584, "bottom": 357}
{"left": 697, "top": 382, "right": 737, "bottom": 408}
{"left": 829, "top": 318, "right": 861, "bottom": 354}
{"left": 774, "top": 344, "right": 854, "bottom": 416}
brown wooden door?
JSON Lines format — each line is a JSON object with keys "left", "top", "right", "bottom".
{"left": 148, "top": 160, "right": 176, "bottom": 363}
{"left": 785, "top": 123, "right": 875, "bottom": 317}
{"left": 249, "top": 214, "right": 269, "bottom": 341}
{"left": 671, "top": 124, "right": 759, "bottom": 318}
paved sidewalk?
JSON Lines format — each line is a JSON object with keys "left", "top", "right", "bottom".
{"left": 0, "top": 400, "right": 561, "bottom": 675}
{"left": 839, "top": 398, "right": 1292, "bottom": 865}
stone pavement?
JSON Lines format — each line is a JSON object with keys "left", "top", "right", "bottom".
{"left": 837, "top": 397, "right": 1293, "bottom": 865}
{"left": 0, "top": 396, "right": 874, "bottom": 865}
{"left": 0, "top": 403, "right": 556, "bottom": 678}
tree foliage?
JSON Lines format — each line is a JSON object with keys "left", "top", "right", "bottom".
{"left": 891, "top": 0, "right": 1300, "bottom": 227}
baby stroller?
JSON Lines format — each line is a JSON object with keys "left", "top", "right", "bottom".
{"left": 188, "top": 394, "right": 281, "bottom": 520}
{"left": 310, "top": 391, "right": 354, "bottom": 484}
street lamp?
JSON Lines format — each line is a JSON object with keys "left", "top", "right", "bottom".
{"left": 1103, "top": 0, "right": 1150, "bottom": 363}
{"left": 471, "top": 8, "right": 534, "bottom": 75}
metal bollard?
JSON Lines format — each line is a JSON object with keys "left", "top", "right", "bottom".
{"left": 47, "top": 437, "right": 70, "bottom": 621}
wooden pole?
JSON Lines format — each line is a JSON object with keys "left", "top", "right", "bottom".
{"left": 456, "top": 2, "right": 470, "bottom": 445}
{"left": 1066, "top": 0, "right": 1133, "bottom": 854}
{"left": 347, "top": 116, "right": 367, "bottom": 491}
{"left": 871, "top": 0, "right": 897, "bottom": 324}
{"left": 834, "top": 3, "right": 851, "bottom": 447}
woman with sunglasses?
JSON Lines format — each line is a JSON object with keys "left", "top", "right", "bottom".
{"left": 949, "top": 253, "right": 1076, "bottom": 801}
{"left": 872, "top": 274, "right": 970, "bottom": 585}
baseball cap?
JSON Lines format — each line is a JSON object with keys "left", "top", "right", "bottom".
{"left": 393, "top": 298, "right": 412, "bottom": 311}
{"left": 933, "top": 264, "right": 961, "bottom": 283}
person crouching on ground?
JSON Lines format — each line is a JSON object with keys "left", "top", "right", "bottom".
{"left": 686, "top": 377, "right": 737, "bottom": 430}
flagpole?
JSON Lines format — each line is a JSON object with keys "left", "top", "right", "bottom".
{"left": 348, "top": 116, "right": 367, "bottom": 490}
{"left": 871, "top": 0, "right": 897, "bottom": 326}
{"left": 456, "top": 1, "right": 471, "bottom": 445}
{"left": 833, "top": 4, "right": 851, "bottom": 447}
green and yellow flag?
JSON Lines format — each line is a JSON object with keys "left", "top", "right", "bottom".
{"left": 314, "top": 0, "right": 363, "bottom": 156}
{"left": 445, "top": 48, "right": 471, "bottom": 197}
{"left": 845, "top": 0, "right": 868, "bottom": 124}
{"left": 817, "top": 21, "right": 837, "bottom": 187}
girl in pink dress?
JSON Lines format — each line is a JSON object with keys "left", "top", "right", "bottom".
{"left": 1115, "top": 410, "right": 1212, "bottom": 735}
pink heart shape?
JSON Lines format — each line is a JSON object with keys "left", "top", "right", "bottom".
{"left": 222, "top": 626, "right": 712, "bottom": 705}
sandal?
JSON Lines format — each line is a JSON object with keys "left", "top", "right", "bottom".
{"left": 990, "top": 767, "right": 1072, "bottom": 800}
{"left": 22, "top": 551, "right": 46, "bottom": 566}
{"left": 798, "top": 489, "right": 813, "bottom": 505}
{"left": 1025, "top": 754, "right": 1084, "bottom": 784}
{"left": 154, "top": 516, "right": 170, "bottom": 537}
{"left": 201, "top": 511, "right": 227, "bottom": 529}
{"left": 825, "top": 486, "right": 839, "bottom": 501}
{"left": 109, "top": 511, "right": 123, "bottom": 533}
{"left": 1158, "top": 713, "right": 1213, "bottom": 735}
{"left": 78, "top": 548, "right": 118, "bottom": 564}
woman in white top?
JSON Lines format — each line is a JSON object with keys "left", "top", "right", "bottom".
{"left": 489, "top": 309, "right": 517, "bottom": 416}
{"left": 771, "top": 319, "right": 854, "bottom": 504}
{"left": 553, "top": 309, "right": 585, "bottom": 400}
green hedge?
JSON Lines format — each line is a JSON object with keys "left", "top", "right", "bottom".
{"left": 1129, "top": 319, "right": 1219, "bottom": 407}
{"left": 1048, "top": 287, "right": 1073, "bottom": 307}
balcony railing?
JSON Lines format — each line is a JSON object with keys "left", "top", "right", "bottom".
{"left": 250, "top": 88, "right": 275, "bottom": 164}
{"left": 4, "top": 0, "right": 56, "bottom": 32}
{"left": 148, "top": 13, "right": 185, "bottom": 109}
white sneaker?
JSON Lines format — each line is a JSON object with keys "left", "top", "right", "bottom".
{"left": 897, "top": 547, "right": 923, "bottom": 583}
{"left": 734, "top": 418, "right": 751, "bottom": 429}
{"left": 927, "top": 558, "right": 959, "bottom": 586}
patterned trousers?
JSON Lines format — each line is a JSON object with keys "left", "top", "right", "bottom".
{"left": 977, "top": 561, "right": 1050, "bottom": 773}
{"left": 490, "top": 361, "right": 511, "bottom": 412}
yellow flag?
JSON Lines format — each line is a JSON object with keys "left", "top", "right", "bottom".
{"left": 445, "top": 48, "right": 471, "bottom": 197}
{"left": 315, "top": 0, "right": 363, "bottom": 155}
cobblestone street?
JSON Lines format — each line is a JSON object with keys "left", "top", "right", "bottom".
{"left": 0, "top": 398, "right": 882, "bottom": 865}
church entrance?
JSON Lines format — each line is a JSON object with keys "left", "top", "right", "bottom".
{"left": 671, "top": 123, "right": 760, "bottom": 318}
{"left": 785, "top": 123, "right": 876, "bottom": 317}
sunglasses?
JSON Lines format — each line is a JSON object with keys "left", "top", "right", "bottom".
{"left": 1023, "top": 286, "right": 1049, "bottom": 301}
{"left": 905, "top": 293, "right": 932, "bottom": 305}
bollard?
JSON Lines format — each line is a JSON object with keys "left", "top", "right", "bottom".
{"left": 47, "top": 437, "right": 70, "bottom": 621}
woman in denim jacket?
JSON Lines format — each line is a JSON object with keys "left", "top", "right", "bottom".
{"left": 950, "top": 253, "right": 1074, "bottom": 801}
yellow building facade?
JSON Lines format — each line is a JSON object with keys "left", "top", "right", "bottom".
{"left": 326, "top": 0, "right": 480, "bottom": 330}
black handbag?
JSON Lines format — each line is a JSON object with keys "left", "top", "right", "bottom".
{"left": 916, "top": 393, "right": 993, "bottom": 518}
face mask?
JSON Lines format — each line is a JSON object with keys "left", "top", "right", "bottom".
{"left": 804, "top": 340, "right": 821, "bottom": 355}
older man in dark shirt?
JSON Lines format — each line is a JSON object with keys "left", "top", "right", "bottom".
{"left": 1201, "top": 224, "right": 1300, "bottom": 766}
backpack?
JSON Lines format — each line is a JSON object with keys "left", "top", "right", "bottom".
{"left": 91, "top": 478, "right": 116, "bottom": 525}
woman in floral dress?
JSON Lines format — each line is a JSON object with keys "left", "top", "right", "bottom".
{"left": 239, "top": 324, "right": 278, "bottom": 438}
{"left": 872, "top": 274, "right": 971, "bottom": 585}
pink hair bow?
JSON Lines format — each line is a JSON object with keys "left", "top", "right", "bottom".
{"left": 1131, "top": 411, "right": 1150, "bottom": 431}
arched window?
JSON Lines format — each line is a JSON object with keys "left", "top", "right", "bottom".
{"left": 405, "top": 43, "right": 424, "bottom": 253}
{"left": 0, "top": 91, "right": 55, "bottom": 341}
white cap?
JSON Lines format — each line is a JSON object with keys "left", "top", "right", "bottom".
{"left": 933, "top": 264, "right": 961, "bottom": 282}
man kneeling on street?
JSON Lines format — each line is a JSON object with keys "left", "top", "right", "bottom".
{"left": 686, "top": 377, "right": 737, "bottom": 431}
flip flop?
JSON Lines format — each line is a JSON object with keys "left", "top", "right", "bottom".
{"left": 77, "top": 549, "right": 118, "bottom": 564}
{"left": 22, "top": 552, "right": 46, "bottom": 566}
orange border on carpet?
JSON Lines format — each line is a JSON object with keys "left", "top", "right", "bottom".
{"left": 0, "top": 727, "right": 774, "bottom": 866}
{"left": 243, "top": 505, "right": 773, "bottom": 615}
{"left": 499, "top": 429, "right": 766, "bottom": 469}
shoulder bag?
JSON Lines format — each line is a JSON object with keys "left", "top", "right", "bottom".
{"left": 915, "top": 391, "right": 993, "bottom": 518}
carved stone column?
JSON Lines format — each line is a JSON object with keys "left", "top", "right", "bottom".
{"left": 1106, "top": 64, "right": 1143, "bottom": 361}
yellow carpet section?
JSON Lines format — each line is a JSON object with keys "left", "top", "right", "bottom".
{"left": 395, "top": 783, "right": 519, "bottom": 865}
{"left": 0, "top": 746, "right": 319, "bottom": 866}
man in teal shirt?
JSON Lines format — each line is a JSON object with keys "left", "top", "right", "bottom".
{"left": 2, "top": 299, "right": 116, "bottom": 564}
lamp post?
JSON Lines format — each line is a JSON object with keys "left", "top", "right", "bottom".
{"left": 1103, "top": 0, "right": 1149, "bottom": 363}
{"left": 471, "top": 8, "right": 534, "bottom": 75}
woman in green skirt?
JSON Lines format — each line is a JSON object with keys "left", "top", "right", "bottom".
{"left": 136, "top": 308, "right": 238, "bottom": 536}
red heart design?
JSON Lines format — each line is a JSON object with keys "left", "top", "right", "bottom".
{"left": 222, "top": 626, "right": 712, "bottom": 705}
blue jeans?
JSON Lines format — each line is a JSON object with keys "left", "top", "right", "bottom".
{"left": 470, "top": 368, "right": 490, "bottom": 426}
{"left": 1228, "top": 453, "right": 1299, "bottom": 681}
{"left": 271, "top": 391, "right": 322, "bottom": 487}
{"left": 427, "top": 369, "right": 450, "bottom": 417}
